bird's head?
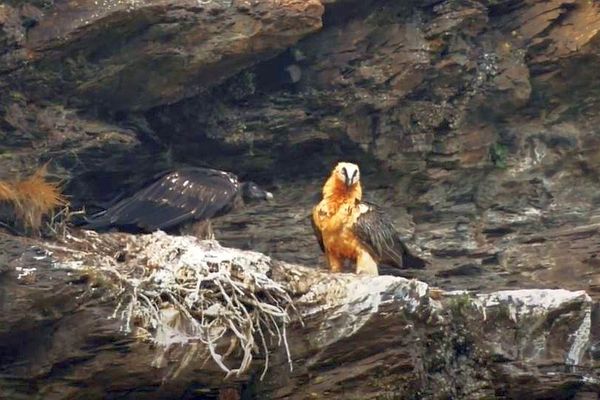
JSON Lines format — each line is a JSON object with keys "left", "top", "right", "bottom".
{"left": 333, "top": 162, "right": 360, "bottom": 188}
{"left": 241, "top": 182, "right": 274, "bottom": 203}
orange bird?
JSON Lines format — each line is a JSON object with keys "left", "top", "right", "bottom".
{"left": 311, "top": 162, "right": 427, "bottom": 275}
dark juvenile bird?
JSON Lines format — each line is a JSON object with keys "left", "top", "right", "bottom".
{"left": 81, "top": 167, "right": 272, "bottom": 238}
{"left": 311, "top": 162, "right": 427, "bottom": 275}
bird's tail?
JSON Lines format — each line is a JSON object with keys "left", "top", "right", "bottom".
{"left": 72, "top": 210, "right": 111, "bottom": 230}
{"left": 402, "top": 246, "right": 428, "bottom": 269}
{"left": 403, "top": 253, "right": 427, "bottom": 269}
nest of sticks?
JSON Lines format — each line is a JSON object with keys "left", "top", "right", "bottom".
{"left": 51, "top": 231, "right": 297, "bottom": 380}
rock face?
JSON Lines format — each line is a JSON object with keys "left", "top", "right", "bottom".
{"left": 0, "top": 0, "right": 323, "bottom": 201}
{"left": 0, "top": 231, "right": 598, "bottom": 399}
{"left": 2, "top": 0, "right": 324, "bottom": 111}
{"left": 146, "top": 0, "right": 600, "bottom": 300}
{"left": 3, "top": 0, "right": 600, "bottom": 299}
{"left": 3, "top": 0, "right": 600, "bottom": 396}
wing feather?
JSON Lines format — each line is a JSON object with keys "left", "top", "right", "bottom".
{"left": 311, "top": 208, "right": 325, "bottom": 252}
{"left": 353, "top": 202, "right": 427, "bottom": 269}
{"left": 83, "top": 168, "right": 239, "bottom": 232}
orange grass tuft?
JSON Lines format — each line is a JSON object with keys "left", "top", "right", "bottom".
{"left": 0, "top": 181, "right": 16, "bottom": 202}
{"left": 0, "top": 164, "right": 68, "bottom": 232}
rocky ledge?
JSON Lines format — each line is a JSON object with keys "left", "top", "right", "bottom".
{"left": 3, "top": 0, "right": 600, "bottom": 303}
{"left": 0, "top": 231, "right": 598, "bottom": 399}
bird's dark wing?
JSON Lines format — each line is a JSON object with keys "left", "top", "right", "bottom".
{"left": 353, "top": 202, "right": 427, "bottom": 269}
{"left": 83, "top": 168, "right": 240, "bottom": 232}
{"left": 311, "top": 210, "right": 324, "bottom": 252}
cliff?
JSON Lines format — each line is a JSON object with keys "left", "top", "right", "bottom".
{"left": 1, "top": 0, "right": 600, "bottom": 397}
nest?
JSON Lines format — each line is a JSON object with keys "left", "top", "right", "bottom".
{"left": 52, "top": 231, "right": 296, "bottom": 380}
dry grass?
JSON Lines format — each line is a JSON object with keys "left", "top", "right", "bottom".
{"left": 0, "top": 181, "right": 16, "bottom": 201}
{"left": 0, "top": 164, "right": 68, "bottom": 233}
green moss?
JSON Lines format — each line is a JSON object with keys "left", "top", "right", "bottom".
{"left": 489, "top": 142, "right": 509, "bottom": 169}
{"left": 448, "top": 293, "right": 474, "bottom": 317}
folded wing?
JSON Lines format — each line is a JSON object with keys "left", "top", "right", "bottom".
{"left": 352, "top": 202, "right": 427, "bottom": 269}
{"left": 83, "top": 168, "right": 239, "bottom": 232}
{"left": 311, "top": 208, "right": 325, "bottom": 252}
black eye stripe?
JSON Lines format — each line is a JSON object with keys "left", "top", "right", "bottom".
{"left": 351, "top": 170, "right": 358, "bottom": 180}
{"left": 341, "top": 167, "right": 348, "bottom": 178}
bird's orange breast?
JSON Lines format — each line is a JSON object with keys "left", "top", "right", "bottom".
{"left": 313, "top": 200, "right": 363, "bottom": 260}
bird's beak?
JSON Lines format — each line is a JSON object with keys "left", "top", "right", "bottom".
{"left": 345, "top": 176, "right": 358, "bottom": 187}
{"left": 265, "top": 191, "right": 274, "bottom": 200}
